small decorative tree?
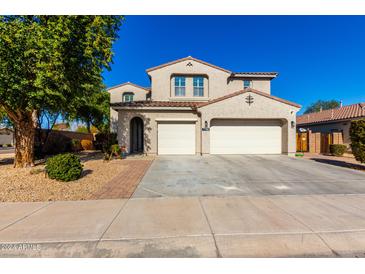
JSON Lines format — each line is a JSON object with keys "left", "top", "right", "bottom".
{"left": 350, "top": 119, "right": 365, "bottom": 163}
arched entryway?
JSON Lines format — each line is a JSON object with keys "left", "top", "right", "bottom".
{"left": 130, "top": 117, "right": 144, "bottom": 153}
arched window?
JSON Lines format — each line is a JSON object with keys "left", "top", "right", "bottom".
{"left": 123, "top": 92, "right": 134, "bottom": 102}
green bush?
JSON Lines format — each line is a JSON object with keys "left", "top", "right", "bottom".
{"left": 71, "top": 139, "right": 82, "bottom": 152}
{"left": 94, "top": 132, "right": 117, "bottom": 152}
{"left": 329, "top": 144, "right": 347, "bottom": 156}
{"left": 111, "top": 144, "right": 121, "bottom": 155}
{"left": 45, "top": 153, "right": 83, "bottom": 182}
{"left": 350, "top": 119, "right": 365, "bottom": 163}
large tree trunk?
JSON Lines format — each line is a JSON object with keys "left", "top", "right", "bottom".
{"left": 13, "top": 112, "right": 37, "bottom": 168}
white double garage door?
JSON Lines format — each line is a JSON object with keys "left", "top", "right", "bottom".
{"left": 157, "top": 119, "right": 282, "bottom": 155}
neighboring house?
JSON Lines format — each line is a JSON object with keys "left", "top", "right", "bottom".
{"left": 53, "top": 123, "right": 70, "bottom": 131}
{"left": 110, "top": 56, "right": 300, "bottom": 155}
{"left": 296, "top": 102, "right": 365, "bottom": 146}
{"left": 0, "top": 128, "right": 14, "bottom": 146}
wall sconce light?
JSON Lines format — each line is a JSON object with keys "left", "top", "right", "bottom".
{"left": 291, "top": 121, "right": 295, "bottom": 128}
{"left": 204, "top": 121, "right": 208, "bottom": 129}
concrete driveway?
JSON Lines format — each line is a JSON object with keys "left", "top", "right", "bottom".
{"left": 133, "top": 155, "right": 365, "bottom": 198}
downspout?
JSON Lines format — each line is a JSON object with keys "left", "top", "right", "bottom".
{"left": 192, "top": 107, "right": 203, "bottom": 156}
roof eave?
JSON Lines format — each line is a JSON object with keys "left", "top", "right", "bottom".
{"left": 146, "top": 56, "right": 232, "bottom": 74}
{"left": 111, "top": 106, "right": 195, "bottom": 111}
{"left": 197, "top": 88, "right": 301, "bottom": 109}
{"left": 107, "top": 82, "right": 150, "bottom": 92}
{"left": 231, "top": 73, "right": 279, "bottom": 79}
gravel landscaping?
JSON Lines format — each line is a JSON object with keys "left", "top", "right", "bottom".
{"left": 0, "top": 151, "right": 132, "bottom": 202}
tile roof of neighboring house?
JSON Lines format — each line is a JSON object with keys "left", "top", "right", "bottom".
{"left": 296, "top": 102, "right": 365, "bottom": 125}
{"left": 146, "top": 56, "right": 232, "bottom": 74}
{"left": 111, "top": 88, "right": 301, "bottom": 109}
{"left": 107, "top": 82, "right": 151, "bottom": 92}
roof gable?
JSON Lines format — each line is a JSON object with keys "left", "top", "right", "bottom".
{"left": 107, "top": 82, "right": 150, "bottom": 92}
{"left": 198, "top": 88, "right": 301, "bottom": 109}
{"left": 146, "top": 56, "right": 232, "bottom": 74}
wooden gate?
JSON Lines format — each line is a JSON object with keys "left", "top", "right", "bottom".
{"left": 296, "top": 132, "right": 308, "bottom": 152}
{"left": 296, "top": 130, "right": 344, "bottom": 153}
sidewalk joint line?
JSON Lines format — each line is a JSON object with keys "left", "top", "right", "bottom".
{"left": 96, "top": 198, "right": 130, "bottom": 247}
{"left": 198, "top": 197, "right": 222, "bottom": 258}
{"left": 266, "top": 197, "right": 340, "bottom": 257}
{"left": 0, "top": 201, "right": 54, "bottom": 233}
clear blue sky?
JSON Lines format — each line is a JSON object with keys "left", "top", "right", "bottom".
{"left": 103, "top": 16, "right": 365, "bottom": 114}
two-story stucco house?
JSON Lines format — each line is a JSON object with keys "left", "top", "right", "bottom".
{"left": 109, "top": 56, "right": 301, "bottom": 155}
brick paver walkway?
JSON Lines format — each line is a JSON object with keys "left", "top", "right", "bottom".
{"left": 92, "top": 159, "right": 153, "bottom": 199}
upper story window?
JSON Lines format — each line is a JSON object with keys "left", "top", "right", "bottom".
{"left": 123, "top": 92, "right": 134, "bottom": 102}
{"left": 175, "top": 76, "right": 186, "bottom": 96}
{"left": 193, "top": 77, "right": 204, "bottom": 97}
{"left": 243, "top": 80, "right": 252, "bottom": 89}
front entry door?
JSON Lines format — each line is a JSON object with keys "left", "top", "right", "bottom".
{"left": 130, "top": 117, "right": 144, "bottom": 153}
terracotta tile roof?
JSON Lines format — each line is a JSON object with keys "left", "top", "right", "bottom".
{"left": 198, "top": 88, "right": 301, "bottom": 108}
{"left": 297, "top": 102, "right": 365, "bottom": 125}
{"left": 146, "top": 56, "right": 232, "bottom": 74}
{"left": 110, "top": 100, "right": 204, "bottom": 108}
{"left": 232, "top": 72, "right": 278, "bottom": 78}
{"left": 107, "top": 82, "right": 150, "bottom": 92}
{"left": 111, "top": 88, "right": 301, "bottom": 109}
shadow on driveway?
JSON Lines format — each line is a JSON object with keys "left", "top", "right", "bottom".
{"left": 310, "top": 158, "right": 365, "bottom": 172}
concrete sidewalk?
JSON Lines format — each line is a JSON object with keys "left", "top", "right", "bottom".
{"left": 1, "top": 194, "right": 365, "bottom": 257}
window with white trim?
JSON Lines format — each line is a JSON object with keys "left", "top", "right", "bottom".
{"left": 243, "top": 80, "right": 252, "bottom": 89}
{"left": 123, "top": 92, "right": 134, "bottom": 102}
{"left": 174, "top": 76, "right": 186, "bottom": 96}
{"left": 193, "top": 76, "right": 204, "bottom": 97}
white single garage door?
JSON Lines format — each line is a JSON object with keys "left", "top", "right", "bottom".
{"left": 210, "top": 119, "right": 282, "bottom": 154}
{"left": 158, "top": 122, "right": 196, "bottom": 155}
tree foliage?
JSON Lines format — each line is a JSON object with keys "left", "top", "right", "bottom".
{"left": 68, "top": 90, "right": 110, "bottom": 133}
{"left": 0, "top": 16, "right": 123, "bottom": 167}
{"left": 304, "top": 100, "right": 340, "bottom": 114}
{"left": 350, "top": 119, "right": 365, "bottom": 163}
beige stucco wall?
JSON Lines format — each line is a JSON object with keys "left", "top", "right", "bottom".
{"left": 148, "top": 59, "right": 273, "bottom": 102}
{"left": 109, "top": 84, "right": 150, "bottom": 132}
{"left": 227, "top": 78, "right": 271, "bottom": 94}
{"left": 198, "top": 91, "right": 299, "bottom": 155}
{"left": 115, "top": 91, "right": 299, "bottom": 155}
{"left": 148, "top": 59, "right": 231, "bottom": 101}
{"left": 117, "top": 109, "right": 200, "bottom": 154}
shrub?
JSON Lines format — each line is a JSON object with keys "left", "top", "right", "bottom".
{"left": 71, "top": 139, "right": 82, "bottom": 152}
{"left": 94, "top": 132, "right": 117, "bottom": 152}
{"left": 81, "top": 139, "right": 94, "bottom": 150}
{"left": 45, "top": 153, "right": 83, "bottom": 182}
{"left": 329, "top": 144, "right": 347, "bottom": 156}
{"left": 350, "top": 119, "right": 365, "bottom": 163}
{"left": 111, "top": 144, "right": 121, "bottom": 155}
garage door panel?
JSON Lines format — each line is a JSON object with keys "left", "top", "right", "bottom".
{"left": 210, "top": 120, "right": 282, "bottom": 154}
{"left": 158, "top": 123, "right": 196, "bottom": 155}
